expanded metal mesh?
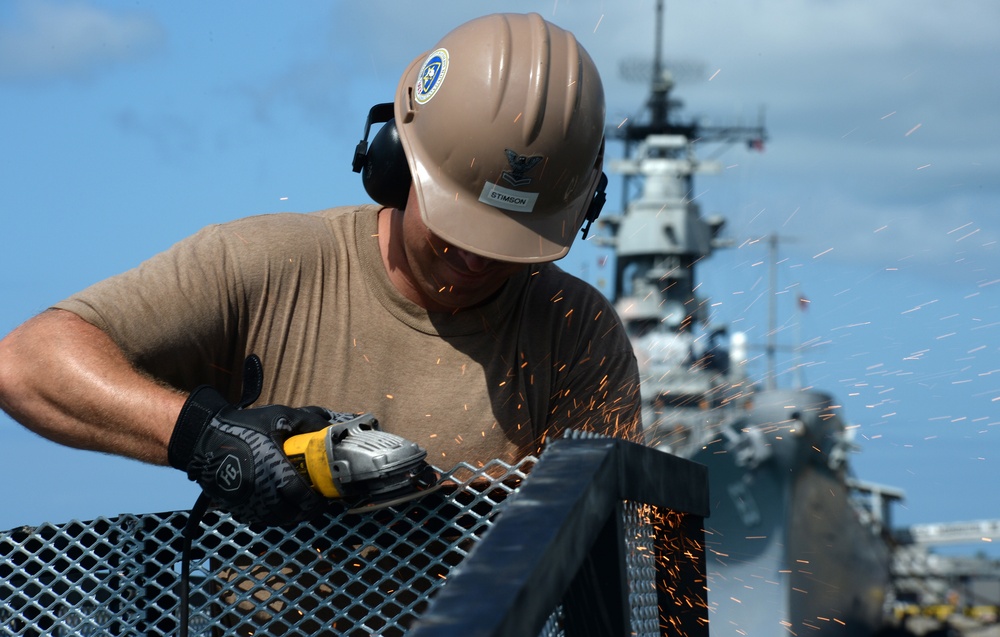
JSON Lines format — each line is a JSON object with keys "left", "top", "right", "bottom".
{"left": 1, "top": 456, "right": 669, "bottom": 636}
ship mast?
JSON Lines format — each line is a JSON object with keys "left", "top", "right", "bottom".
{"left": 597, "top": 0, "right": 767, "bottom": 328}
{"left": 649, "top": 0, "right": 667, "bottom": 128}
{"left": 765, "top": 232, "right": 808, "bottom": 391}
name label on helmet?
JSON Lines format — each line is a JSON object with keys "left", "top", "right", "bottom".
{"left": 415, "top": 48, "right": 449, "bottom": 105}
{"left": 479, "top": 182, "right": 539, "bottom": 213}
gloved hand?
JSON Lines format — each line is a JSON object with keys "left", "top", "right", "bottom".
{"left": 167, "top": 384, "right": 332, "bottom": 526}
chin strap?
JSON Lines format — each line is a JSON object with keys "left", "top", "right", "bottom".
{"left": 580, "top": 172, "right": 608, "bottom": 240}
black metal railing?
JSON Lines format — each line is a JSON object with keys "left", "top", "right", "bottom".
{"left": 409, "top": 436, "right": 709, "bottom": 637}
{"left": 1, "top": 437, "right": 708, "bottom": 636}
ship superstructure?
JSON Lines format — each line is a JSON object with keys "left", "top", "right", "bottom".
{"left": 595, "top": 2, "right": 898, "bottom": 634}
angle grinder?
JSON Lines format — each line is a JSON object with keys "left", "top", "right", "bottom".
{"left": 283, "top": 412, "right": 440, "bottom": 511}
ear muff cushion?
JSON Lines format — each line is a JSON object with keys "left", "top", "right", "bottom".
{"left": 362, "top": 119, "right": 412, "bottom": 210}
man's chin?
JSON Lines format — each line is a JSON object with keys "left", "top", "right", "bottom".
{"left": 430, "top": 286, "right": 501, "bottom": 312}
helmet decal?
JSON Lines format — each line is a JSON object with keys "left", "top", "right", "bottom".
{"left": 501, "top": 150, "right": 543, "bottom": 187}
{"left": 478, "top": 181, "right": 540, "bottom": 213}
{"left": 477, "top": 149, "right": 545, "bottom": 213}
{"left": 414, "top": 48, "right": 449, "bottom": 105}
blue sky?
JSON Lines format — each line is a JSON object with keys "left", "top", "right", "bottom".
{"left": 1, "top": 1, "right": 998, "bottom": 555}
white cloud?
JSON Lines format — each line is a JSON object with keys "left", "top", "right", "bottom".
{"left": 0, "top": 0, "right": 165, "bottom": 81}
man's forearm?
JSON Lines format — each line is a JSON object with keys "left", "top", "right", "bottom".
{"left": 0, "top": 309, "right": 185, "bottom": 465}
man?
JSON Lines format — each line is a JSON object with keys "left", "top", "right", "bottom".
{"left": 0, "top": 13, "right": 640, "bottom": 526}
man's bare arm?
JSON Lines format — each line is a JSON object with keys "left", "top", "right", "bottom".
{"left": 0, "top": 309, "right": 185, "bottom": 465}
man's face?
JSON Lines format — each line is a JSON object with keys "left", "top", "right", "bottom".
{"left": 399, "top": 192, "right": 527, "bottom": 313}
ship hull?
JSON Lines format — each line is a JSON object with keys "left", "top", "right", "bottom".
{"left": 693, "top": 434, "right": 892, "bottom": 636}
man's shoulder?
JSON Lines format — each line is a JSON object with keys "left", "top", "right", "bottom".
{"left": 518, "top": 263, "right": 622, "bottom": 333}
{"left": 528, "top": 263, "right": 614, "bottom": 305}
{"left": 197, "top": 204, "right": 379, "bottom": 249}
{"left": 217, "top": 204, "right": 378, "bottom": 231}
{"left": 307, "top": 204, "right": 382, "bottom": 223}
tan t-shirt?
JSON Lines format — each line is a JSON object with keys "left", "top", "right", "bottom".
{"left": 55, "top": 205, "right": 640, "bottom": 468}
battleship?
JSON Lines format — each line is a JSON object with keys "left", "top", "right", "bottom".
{"left": 592, "top": 2, "right": 900, "bottom": 634}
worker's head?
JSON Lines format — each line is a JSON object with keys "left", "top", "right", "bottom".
{"left": 357, "top": 13, "right": 607, "bottom": 264}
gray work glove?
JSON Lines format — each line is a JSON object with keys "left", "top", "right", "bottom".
{"left": 167, "top": 355, "right": 330, "bottom": 525}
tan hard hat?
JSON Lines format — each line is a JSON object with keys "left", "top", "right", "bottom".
{"left": 394, "top": 13, "right": 606, "bottom": 263}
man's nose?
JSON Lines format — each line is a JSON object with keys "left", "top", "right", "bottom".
{"left": 453, "top": 248, "right": 491, "bottom": 273}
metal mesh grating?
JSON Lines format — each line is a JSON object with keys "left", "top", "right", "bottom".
{"left": 2, "top": 456, "right": 669, "bottom": 636}
{"left": 625, "top": 503, "right": 661, "bottom": 637}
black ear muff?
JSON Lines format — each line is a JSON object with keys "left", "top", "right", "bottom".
{"left": 580, "top": 172, "right": 608, "bottom": 240}
{"left": 363, "top": 119, "right": 412, "bottom": 210}
{"left": 352, "top": 103, "right": 412, "bottom": 210}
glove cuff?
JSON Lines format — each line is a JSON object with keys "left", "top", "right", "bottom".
{"left": 168, "top": 385, "right": 230, "bottom": 471}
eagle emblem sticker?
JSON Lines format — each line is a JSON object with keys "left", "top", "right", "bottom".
{"left": 478, "top": 149, "right": 545, "bottom": 213}
{"left": 415, "top": 48, "right": 449, "bottom": 104}
{"left": 502, "top": 150, "right": 543, "bottom": 187}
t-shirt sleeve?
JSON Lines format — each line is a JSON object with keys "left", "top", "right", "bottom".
{"left": 53, "top": 221, "right": 249, "bottom": 396}
{"left": 57, "top": 207, "right": 360, "bottom": 400}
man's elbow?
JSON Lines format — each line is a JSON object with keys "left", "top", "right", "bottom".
{"left": 0, "top": 316, "right": 37, "bottom": 419}
{"left": 0, "top": 309, "right": 78, "bottom": 419}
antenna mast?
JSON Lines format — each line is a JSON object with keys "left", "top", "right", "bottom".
{"left": 650, "top": 0, "right": 667, "bottom": 126}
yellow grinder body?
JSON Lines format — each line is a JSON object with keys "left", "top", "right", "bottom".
{"left": 284, "top": 428, "right": 344, "bottom": 498}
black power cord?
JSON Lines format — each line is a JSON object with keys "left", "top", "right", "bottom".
{"left": 179, "top": 492, "right": 212, "bottom": 637}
